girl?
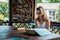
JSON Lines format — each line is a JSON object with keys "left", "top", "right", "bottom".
{"left": 35, "top": 6, "right": 50, "bottom": 30}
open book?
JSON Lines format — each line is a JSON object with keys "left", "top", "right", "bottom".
{"left": 26, "top": 28, "right": 52, "bottom": 36}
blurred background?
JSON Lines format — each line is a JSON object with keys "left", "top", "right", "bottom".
{"left": 0, "top": 0, "right": 60, "bottom": 34}
{"left": 35, "top": 0, "right": 60, "bottom": 22}
{"left": 0, "top": 0, "right": 9, "bottom": 26}
{"left": 35, "top": 0, "right": 60, "bottom": 34}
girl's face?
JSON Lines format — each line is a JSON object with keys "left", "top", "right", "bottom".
{"left": 36, "top": 9, "right": 44, "bottom": 17}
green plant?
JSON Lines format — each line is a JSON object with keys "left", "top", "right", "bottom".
{"left": 57, "top": 5, "right": 60, "bottom": 22}
{"left": 0, "top": 2, "right": 9, "bottom": 17}
{"left": 36, "top": 0, "right": 60, "bottom": 3}
{"left": 36, "top": 0, "right": 42, "bottom": 3}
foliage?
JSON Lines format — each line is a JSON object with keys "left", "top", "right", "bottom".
{"left": 57, "top": 5, "right": 60, "bottom": 22}
{"left": 0, "top": 2, "right": 9, "bottom": 17}
{"left": 36, "top": 0, "right": 42, "bottom": 3}
{"left": 37, "top": 0, "right": 60, "bottom": 3}
{"left": 50, "top": 0, "right": 58, "bottom": 3}
{"left": 0, "top": 14, "right": 4, "bottom": 20}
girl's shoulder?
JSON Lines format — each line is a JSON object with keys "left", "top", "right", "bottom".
{"left": 35, "top": 18, "right": 38, "bottom": 21}
{"left": 44, "top": 18, "right": 49, "bottom": 22}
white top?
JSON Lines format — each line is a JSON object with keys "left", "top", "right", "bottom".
{"left": 37, "top": 21, "right": 46, "bottom": 28}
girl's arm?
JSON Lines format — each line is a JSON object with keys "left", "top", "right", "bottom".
{"left": 46, "top": 19, "right": 50, "bottom": 30}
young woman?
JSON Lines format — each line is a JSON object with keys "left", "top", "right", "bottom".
{"left": 35, "top": 6, "right": 50, "bottom": 30}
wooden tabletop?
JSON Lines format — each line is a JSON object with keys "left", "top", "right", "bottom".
{"left": 0, "top": 26, "right": 60, "bottom": 40}
{"left": 7, "top": 29, "right": 60, "bottom": 40}
{"left": 30, "top": 34, "right": 60, "bottom": 40}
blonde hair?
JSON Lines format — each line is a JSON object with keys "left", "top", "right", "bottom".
{"left": 36, "top": 6, "right": 48, "bottom": 21}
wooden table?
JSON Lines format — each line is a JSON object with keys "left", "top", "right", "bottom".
{"left": 30, "top": 34, "right": 60, "bottom": 40}
{"left": 7, "top": 30, "right": 60, "bottom": 40}
{"left": 0, "top": 26, "right": 60, "bottom": 40}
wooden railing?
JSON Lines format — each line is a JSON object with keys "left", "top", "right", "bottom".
{"left": 50, "top": 22, "right": 60, "bottom": 34}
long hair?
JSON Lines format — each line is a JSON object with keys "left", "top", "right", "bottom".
{"left": 36, "top": 6, "right": 48, "bottom": 21}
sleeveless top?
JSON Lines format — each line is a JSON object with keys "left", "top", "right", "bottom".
{"left": 37, "top": 21, "right": 46, "bottom": 28}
